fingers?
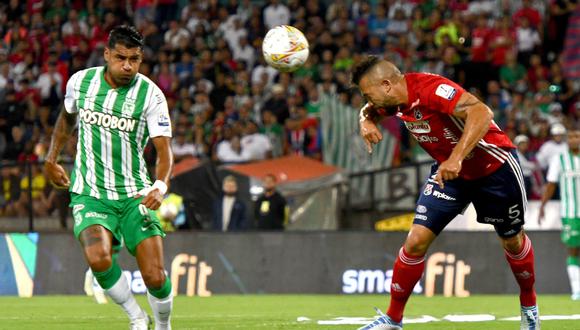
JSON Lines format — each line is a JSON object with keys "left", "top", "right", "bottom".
{"left": 365, "top": 139, "right": 373, "bottom": 154}
{"left": 140, "top": 192, "right": 162, "bottom": 210}
{"left": 434, "top": 171, "right": 444, "bottom": 189}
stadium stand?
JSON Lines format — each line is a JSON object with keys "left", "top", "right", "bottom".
{"left": 0, "top": 0, "right": 578, "bottom": 224}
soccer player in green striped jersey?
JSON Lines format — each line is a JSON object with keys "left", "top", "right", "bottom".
{"left": 44, "top": 26, "right": 174, "bottom": 329}
{"left": 539, "top": 128, "right": 580, "bottom": 301}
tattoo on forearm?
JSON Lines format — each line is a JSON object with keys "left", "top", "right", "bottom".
{"left": 47, "top": 109, "right": 77, "bottom": 161}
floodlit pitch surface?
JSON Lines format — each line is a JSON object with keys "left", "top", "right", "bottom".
{"left": 0, "top": 295, "right": 579, "bottom": 329}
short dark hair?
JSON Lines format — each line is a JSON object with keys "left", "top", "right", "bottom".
{"left": 351, "top": 55, "right": 381, "bottom": 86}
{"left": 108, "top": 25, "right": 144, "bottom": 49}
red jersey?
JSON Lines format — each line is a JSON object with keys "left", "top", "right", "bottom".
{"left": 395, "top": 73, "right": 515, "bottom": 180}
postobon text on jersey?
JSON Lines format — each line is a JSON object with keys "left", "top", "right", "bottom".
{"left": 79, "top": 108, "right": 137, "bottom": 132}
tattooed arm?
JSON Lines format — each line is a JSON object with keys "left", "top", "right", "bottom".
{"left": 434, "top": 92, "right": 493, "bottom": 188}
{"left": 44, "top": 108, "right": 78, "bottom": 188}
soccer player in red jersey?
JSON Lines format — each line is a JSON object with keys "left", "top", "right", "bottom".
{"left": 352, "top": 56, "right": 539, "bottom": 330}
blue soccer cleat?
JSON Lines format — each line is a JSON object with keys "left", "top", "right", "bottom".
{"left": 520, "top": 305, "right": 540, "bottom": 330}
{"left": 357, "top": 307, "right": 403, "bottom": 330}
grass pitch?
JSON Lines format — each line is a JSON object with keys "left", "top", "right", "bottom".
{"left": 0, "top": 294, "right": 578, "bottom": 329}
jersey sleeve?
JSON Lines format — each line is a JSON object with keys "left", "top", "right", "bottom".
{"left": 63, "top": 72, "right": 80, "bottom": 114}
{"left": 145, "top": 85, "right": 172, "bottom": 138}
{"left": 423, "top": 75, "right": 465, "bottom": 115}
{"left": 546, "top": 153, "right": 562, "bottom": 183}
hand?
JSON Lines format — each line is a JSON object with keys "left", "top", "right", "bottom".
{"left": 434, "top": 157, "right": 462, "bottom": 189}
{"left": 135, "top": 188, "right": 163, "bottom": 210}
{"left": 360, "top": 119, "right": 382, "bottom": 154}
{"left": 44, "top": 161, "right": 70, "bottom": 189}
{"left": 538, "top": 206, "right": 545, "bottom": 226}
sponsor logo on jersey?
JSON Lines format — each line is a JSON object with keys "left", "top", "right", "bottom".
{"left": 416, "top": 205, "right": 427, "bottom": 213}
{"left": 483, "top": 216, "right": 504, "bottom": 223}
{"left": 443, "top": 128, "right": 459, "bottom": 143}
{"left": 414, "top": 135, "right": 439, "bottom": 143}
{"left": 433, "top": 190, "right": 456, "bottom": 201}
{"left": 85, "top": 211, "right": 108, "bottom": 219}
{"left": 158, "top": 110, "right": 170, "bottom": 127}
{"left": 414, "top": 214, "right": 428, "bottom": 221}
{"left": 79, "top": 109, "right": 137, "bottom": 132}
{"left": 423, "top": 184, "right": 433, "bottom": 196}
{"left": 435, "top": 84, "right": 457, "bottom": 100}
{"left": 405, "top": 120, "right": 431, "bottom": 134}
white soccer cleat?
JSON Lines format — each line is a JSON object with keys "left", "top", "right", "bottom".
{"left": 357, "top": 307, "right": 403, "bottom": 330}
{"left": 520, "top": 305, "right": 540, "bottom": 330}
{"left": 572, "top": 293, "right": 580, "bottom": 301}
{"left": 130, "top": 313, "right": 151, "bottom": 330}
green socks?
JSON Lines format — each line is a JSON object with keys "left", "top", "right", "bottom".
{"left": 148, "top": 276, "right": 172, "bottom": 299}
{"left": 92, "top": 262, "right": 122, "bottom": 290}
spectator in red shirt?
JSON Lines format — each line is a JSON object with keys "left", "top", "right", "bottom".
{"left": 513, "top": 0, "right": 542, "bottom": 29}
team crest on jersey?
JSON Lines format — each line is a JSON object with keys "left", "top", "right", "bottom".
{"left": 423, "top": 184, "right": 433, "bottom": 196}
{"left": 122, "top": 98, "right": 136, "bottom": 116}
{"left": 414, "top": 109, "right": 423, "bottom": 120}
{"left": 435, "top": 84, "right": 457, "bottom": 100}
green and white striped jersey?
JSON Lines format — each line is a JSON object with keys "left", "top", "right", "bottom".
{"left": 547, "top": 150, "right": 580, "bottom": 219}
{"left": 64, "top": 66, "right": 172, "bottom": 200}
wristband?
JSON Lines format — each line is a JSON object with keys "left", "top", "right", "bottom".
{"left": 152, "top": 180, "right": 168, "bottom": 195}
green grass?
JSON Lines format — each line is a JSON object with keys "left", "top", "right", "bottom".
{"left": 0, "top": 294, "right": 578, "bottom": 329}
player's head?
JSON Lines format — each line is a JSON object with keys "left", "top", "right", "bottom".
{"left": 351, "top": 55, "right": 405, "bottom": 113}
{"left": 568, "top": 129, "right": 580, "bottom": 153}
{"left": 222, "top": 175, "right": 238, "bottom": 196}
{"left": 104, "top": 25, "right": 144, "bottom": 87}
{"left": 263, "top": 173, "right": 277, "bottom": 192}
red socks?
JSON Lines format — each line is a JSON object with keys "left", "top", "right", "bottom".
{"left": 387, "top": 247, "right": 425, "bottom": 323}
{"left": 505, "top": 234, "right": 537, "bottom": 307}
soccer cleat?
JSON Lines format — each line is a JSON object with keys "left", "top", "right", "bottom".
{"left": 130, "top": 313, "right": 152, "bottom": 330}
{"left": 520, "top": 305, "right": 540, "bottom": 330}
{"left": 572, "top": 293, "right": 580, "bottom": 301}
{"left": 357, "top": 307, "right": 403, "bottom": 330}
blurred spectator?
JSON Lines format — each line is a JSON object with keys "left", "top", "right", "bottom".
{"left": 171, "top": 129, "right": 201, "bottom": 163}
{"left": 515, "top": 17, "right": 541, "bottom": 66}
{"left": 212, "top": 175, "right": 247, "bottom": 231}
{"left": 241, "top": 121, "right": 272, "bottom": 161}
{"left": 255, "top": 174, "right": 288, "bottom": 230}
{"left": 263, "top": 0, "right": 290, "bottom": 30}
{"left": 515, "top": 134, "right": 537, "bottom": 198}
{"left": 537, "top": 123, "right": 569, "bottom": 170}
{"left": 216, "top": 134, "right": 247, "bottom": 164}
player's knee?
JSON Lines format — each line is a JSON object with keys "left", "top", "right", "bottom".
{"left": 86, "top": 250, "right": 112, "bottom": 272}
{"left": 501, "top": 231, "right": 524, "bottom": 254}
{"left": 404, "top": 236, "right": 430, "bottom": 256}
{"left": 142, "top": 267, "right": 166, "bottom": 289}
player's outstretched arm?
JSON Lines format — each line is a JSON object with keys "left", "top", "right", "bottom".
{"left": 44, "top": 108, "right": 77, "bottom": 188}
{"left": 139, "top": 136, "right": 174, "bottom": 210}
{"left": 434, "top": 92, "right": 493, "bottom": 188}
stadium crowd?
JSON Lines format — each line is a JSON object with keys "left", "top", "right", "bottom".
{"left": 0, "top": 0, "right": 579, "bottom": 219}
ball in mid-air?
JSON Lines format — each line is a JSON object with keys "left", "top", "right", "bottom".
{"left": 262, "top": 25, "right": 309, "bottom": 72}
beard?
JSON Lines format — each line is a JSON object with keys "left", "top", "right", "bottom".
{"left": 377, "top": 106, "right": 399, "bottom": 116}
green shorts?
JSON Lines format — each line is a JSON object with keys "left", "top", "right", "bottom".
{"left": 71, "top": 193, "right": 165, "bottom": 255}
{"left": 561, "top": 218, "right": 580, "bottom": 248}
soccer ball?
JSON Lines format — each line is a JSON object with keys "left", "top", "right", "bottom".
{"left": 262, "top": 25, "right": 309, "bottom": 72}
